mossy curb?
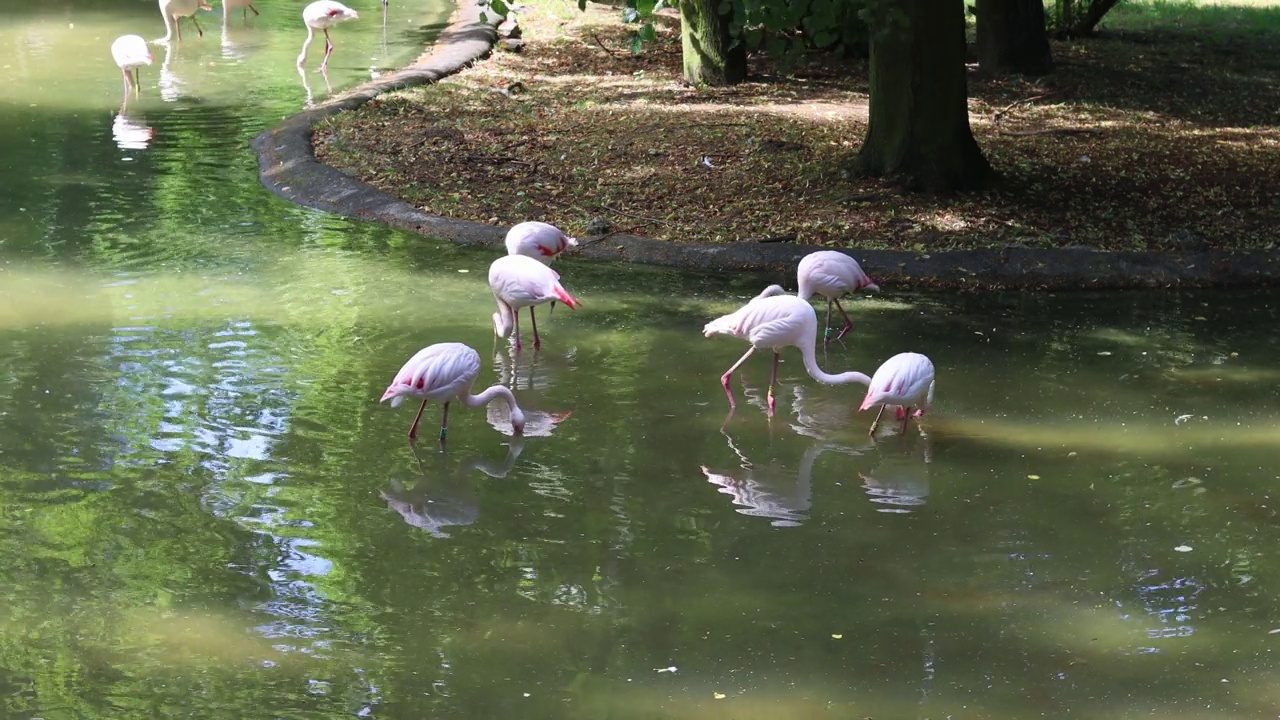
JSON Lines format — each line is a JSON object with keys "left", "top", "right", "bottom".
{"left": 251, "top": 3, "right": 1280, "bottom": 290}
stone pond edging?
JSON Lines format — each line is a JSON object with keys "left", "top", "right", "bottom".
{"left": 251, "top": 2, "right": 1280, "bottom": 290}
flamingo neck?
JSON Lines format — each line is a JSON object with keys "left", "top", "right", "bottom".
{"left": 493, "top": 300, "right": 514, "bottom": 337}
{"left": 798, "top": 340, "right": 871, "bottom": 387}
{"left": 298, "top": 25, "right": 315, "bottom": 64}
{"left": 465, "top": 384, "right": 516, "bottom": 411}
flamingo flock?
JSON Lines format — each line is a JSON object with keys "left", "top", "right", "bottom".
{"left": 380, "top": 220, "right": 935, "bottom": 445}
{"left": 111, "top": 0, "right": 365, "bottom": 103}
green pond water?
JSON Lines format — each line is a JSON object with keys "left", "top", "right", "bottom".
{"left": 3, "top": 2, "right": 1280, "bottom": 718}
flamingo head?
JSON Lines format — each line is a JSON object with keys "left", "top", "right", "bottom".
{"left": 198, "top": 0, "right": 212, "bottom": 10}
{"left": 862, "top": 279, "right": 881, "bottom": 292}
{"left": 329, "top": 7, "right": 359, "bottom": 19}
{"left": 509, "top": 406, "right": 526, "bottom": 436}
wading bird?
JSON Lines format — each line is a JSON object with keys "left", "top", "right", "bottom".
{"left": 505, "top": 221, "right": 578, "bottom": 265}
{"left": 859, "top": 352, "right": 935, "bottom": 436}
{"left": 796, "top": 250, "right": 879, "bottom": 345}
{"left": 703, "top": 291, "right": 871, "bottom": 416}
{"left": 489, "top": 254, "right": 580, "bottom": 351}
{"left": 156, "top": 0, "right": 213, "bottom": 43}
{"left": 298, "top": 0, "right": 359, "bottom": 71}
{"left": 111, "top": 35, "right": 152, "bottom": 97}
{"left": 380, "top": 343, "right": 526, "bottom": 444}
{"left": 223, "top": 0, "right": 260, "bottom": 24}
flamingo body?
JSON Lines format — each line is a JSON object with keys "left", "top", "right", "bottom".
{"left": 380, "top": 342, "right": 525, "bottom": 443}
{"left": 704, "top": 292, "right": 871, "bottom": 416}
{"left": 489, "top": 254, "right": 580, "bottom": 351}
{"left": 157, "top": 0, "right": 212, "bottom": 43}
{"left": 796, "top": 250, "right": 879, "bottom": 344}
{"left": 111, "top": 35, "right": 153, "bottom": 96}
{"left": 298, "top": 1, "right": 360, "bottom": 70}
{"left": 505, "top": 221, "right": 578, "bottom": 265}
{"left": 859, "top": 352, "right": 935, "bottom": 435}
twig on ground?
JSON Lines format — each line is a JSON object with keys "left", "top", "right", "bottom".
{"left": 993, "top": 92, "right": 1058, "bottom": 121}
{"left": 464, "top": 155, "right": 537, "bottom": 166}
{"left": 588, "top": 31, "right": 622, "bottom": 58}
{"left": 667, "top": 122, "right": 751, "bottom": 129}
{"left": 996, "top": 126, "right": 1102, "bottom": 137}
{"left": 595, "top": 204, "right": 673, "bottom": 226}
{"left": 578, "top": 221, "right": 658, "bottom": 247}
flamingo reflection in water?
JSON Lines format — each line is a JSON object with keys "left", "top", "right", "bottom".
{"left": 491, "top": 344, "right": 574, "bottom": 392}
{"left": 860, "top": 431, "right": 932, "bottom": 513}
{"left": 382, "top": 438, "right": 526, "bottom": 537}
{"left": 112, "top": 110, "right": 154, "bottom": 150}
{"left": 701, "top": 430, "right": 863, "bottom": 528}
{"left": 298, "top": 63, "right": 332, "bottom": 109}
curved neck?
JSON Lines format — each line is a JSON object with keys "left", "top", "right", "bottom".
{"left": 798, "top": 342, "right": 871, "bottom": 387}
{"left": 493, "top": 300, "right": 514, "bottom": 337}
{"left": 465, "top": 384, "right": 519, "bottom": 414}
{"left": 161, "top": 12, "right": 176, "bottom": 42}
{"left": 298, "top": 26, "right": 315, "bottom": 62}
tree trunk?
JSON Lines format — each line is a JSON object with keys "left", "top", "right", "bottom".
{"left": 977, "top": 0, "right": 1053, "bottom": 75}
{"left": 679, "top": 0, "right": 746, "bottom": 86}
{"left": 855, "top": 0, "right": 993, "bottom": 192}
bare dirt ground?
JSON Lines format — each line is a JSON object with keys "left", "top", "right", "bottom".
{"left": 313, "top": 0, "right": 1280, "bottom": 252}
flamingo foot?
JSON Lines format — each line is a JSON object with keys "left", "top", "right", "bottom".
{"left": 767, "top": 384, "right": 777, "bottom": 417}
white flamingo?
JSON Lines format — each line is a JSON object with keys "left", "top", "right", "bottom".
{"left": 703, "top": 292, "right": 871, "bottom": 416}
{"left": 796, "top": 250, "right": 879, "bottom": 345}
{"left": 156, "top": 0, "right": 213, "bottom": 44}
{"left": 505, "top": 221, "right": 578, "bottom": 265}
{"left": 859, "top": 352, "right": 935, "bottom": 436}
{"left": 380, "top": 342, "right": 525, "bottom": 444}
{"left": 298, "top": 1, "right": 360, "bottom": 71}
{"left": 110, "top": 35, "right": 152, "bottom": 98}
{"left": 489, "top": 254, "right": 581, "bottom": 351}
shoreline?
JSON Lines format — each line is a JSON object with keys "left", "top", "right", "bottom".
{"left": 251, "top": 3, "right": 1280, "bottom": 290}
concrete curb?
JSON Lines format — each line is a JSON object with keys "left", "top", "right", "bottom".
{"left": 252, "top": 3, "right": 1280, "bottom": 290}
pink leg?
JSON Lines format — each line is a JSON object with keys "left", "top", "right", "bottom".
{"left": 719, "top": 346, "right": 757, "bottom": 411}
{"left": 439, "top": 401, "right": 451, "bottom": 443}
{"left": 121, "top": 69, "right": 132, "bottom": 96}
{"left": 320, "top": 29, "right": 333, "bottom": 70}
{"left": 900, "top": 406, "right": 912, "bottom": 435}
{"left": 767, "top": 351, "right": 780, "bottom": 416}
{"left": 834, "top": 298, "right": 854, "bottom": 341}
{"left": 530, "top": 306, "right": 541, "bottom": 350}
{"left": 512, "top": 304, "right": 522, "bottom": 351}
{"left": 823, "top": 299, "right": 834, "bottom": 347}
{"left": 869, "top": 403, "right": 887, "bottom": 436}
{"left": 407, "top": 397, "right": 429, "bottom": 444}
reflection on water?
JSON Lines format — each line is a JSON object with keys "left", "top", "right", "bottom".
{"left": 381, "top": 440, "right": 526, "bottom": 537}
{"left": 112, "top": 109, "right": 154, "bottom": 150}
{"left": 860, "top": 436, "right": 931, "bottom": 513}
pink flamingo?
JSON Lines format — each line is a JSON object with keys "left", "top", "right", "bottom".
{"left": 505, "top": 221, "right": 578, "bottom": 265}
{"left": 298, "top": 1, "right": 359, "bottom": 71}
{"left": 859, "top": 352, "right": 935, "bottom": 436}
{"left": 156, "top": 0, "right": 213, "bottom": 43}
{"left": 111, "top": 35, "right": 153, "bottom": 97}
{"left": 489, "top": 254, "right": 581, "bottom": 351}
{"left": 703, "top": 291, "right": 871, "bottom": 416}
{"left": 380, "top": 342, "right": 525, "bottom": 444}
{"left": 796, "top": 250, "right": 879, "bottom": 345}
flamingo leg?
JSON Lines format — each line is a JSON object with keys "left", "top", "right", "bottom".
{"left": 823, "top": 298, "right": 834, "bottom": 347}
{"left": 439, "top": 401, "right": 451, "bottom": 443}
{"left": 407, "top": 397, "right": 429, "bottom": 444}
{"left": 869, "top": 403, "right": 887, "bottom": 436}
{"left": 249, "top": 4, "right": 260, "bottom": 16}
{"left": 719, "top": 347, "right": 756, "bottom": 411}
{"left": 530, "top": 306, "right": 541, "bottom": 350}
{"left": 133, "top": 68, "right": 142, "bottom": 94}
{"left": 834, "top": 298, "right": 854, "bottom": 341}
{"left": 320, "top": 28, "right": 333, "bottom": 70}
{"left": 900, "top": 405, "right": 912, "bottom": 435}
{"left": 767, "top": 351, "right": 780, "bottom": 416}
{"left": 121, "top": 69, "right": 132, "bottom": 96}
{"left": 191, "top": 15, "right": 204, "bottom": 38}
{"left": 175, "top": 15, "right": 182, "bottom": 41}
{"left": 511, "top": 305, "right": 522, "bottom": 352}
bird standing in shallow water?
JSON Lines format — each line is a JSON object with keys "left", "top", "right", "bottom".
{"left": 156, "top": 0, "right": 213, "bottom": 43}
{"left": 381, "top": 343, "right": 525, "bottom": 444}
{"left": 489, "top": 254, "right": 580, "bottom": 351}
{"left": 859, "top": 352, "right": 935, "bottom": 436}
{"left": 505, "top": 221, "right": 578, "bottom": 265}
{"left": 703, "top": 292, "right": 871, "bottom": 416}
{"left": 223, "top": 0, "right": 260, "bottom": 24}
{"left": 796, "top": 250, "right": 879, "bottom": 346}
{"left": 111, "top": 35, "right": 153, "bottom": 98}
{"left": 298, "top": 1, "right": 360, "bottom": 71}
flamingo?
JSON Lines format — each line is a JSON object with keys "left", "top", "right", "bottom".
{"left": 796, "top": 250, "right": 879, "bottom": 346}
{"left": 298, "top": 1, "right": 360, "bottom": 71}
{"left": 859, "top": 352, "right": 935, "bottom": 436}
{"left": 489, "top": 254, "right": 581, "bottom": 351}
{"left": 505, "top": 221, "right": 578, "bottom": 265}
{"left": 156, "top": 0, "right": 213, "bottom": 44}
{"left": 223, "top": 0, "right": 260, "bottom": 24}
{"left": 380, "top": 342, "right": 525, "bottom": 444}
{"left": 110, "top": 35, "right": 152, "bottom": 97}
{"left": 703, "top": 292, "right": 871, "bottom": 416}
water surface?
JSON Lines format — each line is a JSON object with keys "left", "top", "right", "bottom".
{"left": 3, "top": 2, "right": 1280, "bottom": 718}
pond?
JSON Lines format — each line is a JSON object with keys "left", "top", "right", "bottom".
{"left": 3, "top": 2, "right": 1280, "bottom": 718}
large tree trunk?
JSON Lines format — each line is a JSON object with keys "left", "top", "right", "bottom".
{"left": 679, "top": 0, "right": 746, "bottom": 86}
{"left": 977, "top": 0, "right": 1053, "bottom": 75}
{"left": 854, "top": 0, "right": 993, "bottom": 192}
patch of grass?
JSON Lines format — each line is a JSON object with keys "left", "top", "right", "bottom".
{"left": 314, "top": 0, "right": 1280, "bottom": 252}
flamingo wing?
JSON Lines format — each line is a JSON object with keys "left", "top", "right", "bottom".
{"left": 382, "top": 343, "right": 480, "bottom": 405}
